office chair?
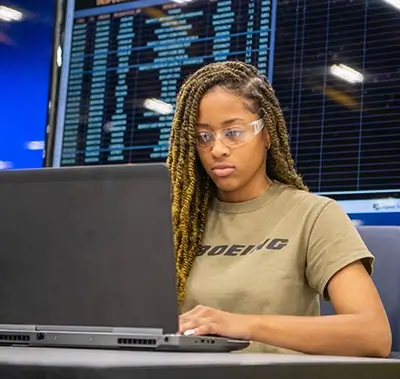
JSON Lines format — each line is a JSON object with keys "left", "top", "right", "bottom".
{"left": 320, "top": 226, "right": 400, "bottom": 358}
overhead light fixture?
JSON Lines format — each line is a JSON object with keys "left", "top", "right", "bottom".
{"left": 382, "top": 0, "right": 400, "bottom": 11}
{"left": 144, "top": 98, "right": 174, "bottom": 115}
{"left": 172, "top": 0, "right": 193, "bottom": 3}
{"left": 0, "top": 161, "right": 12, "bottom": 170}
{"left": 0, "top": 6, "right": 23, "bottom": 22}
{"left": 330, "top": 63, "right": 364, "bottom": 84}
{"left": 25, "top": 141, "right": 45, "bottom": 150}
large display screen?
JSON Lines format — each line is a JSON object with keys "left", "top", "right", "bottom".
{"left": 50, "top": 0, "right": 400, "bottom": 200}
{"left": 52, "top": 0, "right": 276, "bottom": 167}
{"left": 271, "top": 1, "right": 400, "bottom": 197}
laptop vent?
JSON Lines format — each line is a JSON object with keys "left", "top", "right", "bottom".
{"left": 118, "top": 338, "right": 157, "bottom": 346}
{"left": 0, "top": 334, "right": 30, "bottom": 342}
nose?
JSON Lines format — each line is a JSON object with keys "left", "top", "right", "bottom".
{"left": 210, "top": 138, "right": 230, "bottom": 159}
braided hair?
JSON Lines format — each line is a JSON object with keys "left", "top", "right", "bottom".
{"left": 167, "top": 61, "right": 308, "bottom": 305}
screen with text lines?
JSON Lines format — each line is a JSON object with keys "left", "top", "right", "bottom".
{"left": 53, "top": 0, "right": 276, "bottom": 167}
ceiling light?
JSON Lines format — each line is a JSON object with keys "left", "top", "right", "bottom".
{"left": 382, "top": 0, "right": 400, "bottom": 11}
{"left": 144, "top": 98, "right": 174, "bottom": 115}
{"left": 0, "top": 161, "right": 12, "bottom": 170}
{"left": 25, "top": 141, "right": 45, "bottom": 150}
{"left": 330, "top": 63, "right": 364, "bottom": 84}
{"left": 0, "top": 6, "right": 23, "bottom": 22}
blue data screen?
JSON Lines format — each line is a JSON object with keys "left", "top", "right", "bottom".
{"left": 53, "top": 0, "right": 277, "bottom": 167}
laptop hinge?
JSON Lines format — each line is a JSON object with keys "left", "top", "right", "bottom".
{"left": 36, "top": 325, "right": 163, "bottom": 335}
{"left": 0, "top": 324, "right": 36, "bottom": 331}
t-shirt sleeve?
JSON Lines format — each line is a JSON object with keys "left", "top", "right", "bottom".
{"left": 305, "top": 199, "right": 374, "bottom": 300}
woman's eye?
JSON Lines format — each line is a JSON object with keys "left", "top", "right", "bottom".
{"left": 225, "top": 129, "right": 244, "bottom": 138}
{"left": 197, "top": 133, "right": 213, "bottom": 143}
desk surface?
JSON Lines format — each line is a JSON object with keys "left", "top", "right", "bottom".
{"left": 0, "top": 346, "right": 399, "bottom": 379}
{"left": 0, "top": 346, "right": 398, "bottom": 367}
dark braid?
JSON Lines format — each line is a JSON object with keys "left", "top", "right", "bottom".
{"left": 167, "top": 61, "right": 308, "bottom": 306}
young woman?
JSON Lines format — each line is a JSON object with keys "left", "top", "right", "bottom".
{"left": 166, "top": 61, "right": 391, "bottom": 357}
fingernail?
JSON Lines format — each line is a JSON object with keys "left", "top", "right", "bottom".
{"left": 183, "top": 329, "right": 196, "bottom": 336}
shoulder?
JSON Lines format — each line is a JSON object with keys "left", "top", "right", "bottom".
{"left": 275, "top": 181, "right": 331, "bottom": 204}
{"left": 272, "top": 181, "right": 338, "bottom": 223}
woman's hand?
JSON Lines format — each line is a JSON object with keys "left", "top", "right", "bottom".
{"left": 179, "top": 305, "right": 253, "bottom": 340}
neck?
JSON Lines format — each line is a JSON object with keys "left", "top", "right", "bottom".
{"left": 217, "top": 173, "right": 273, "bottom": 203}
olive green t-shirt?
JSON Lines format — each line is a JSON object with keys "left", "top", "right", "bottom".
{"left": 181, "top": 182, "right": 374, "bottom": 354}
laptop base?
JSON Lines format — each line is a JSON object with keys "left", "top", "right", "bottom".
{"left": 0, "top": 326, "right": 250, "bottom": 353}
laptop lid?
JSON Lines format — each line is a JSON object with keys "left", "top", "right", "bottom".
{"left": 0, "top": 163, "right": 178, "bottom": 334}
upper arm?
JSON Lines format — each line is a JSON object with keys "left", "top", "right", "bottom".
{"left": 327, "top": 260, "right": 386, "bottom": 317}
{"left": 305, "top": 199, "right": 391, "bottom": 352}
{"left": 305, "top": 199, "right": 374, "bottom": 300}
{"left": 327, "top": 261, "right": 391, "bottom": 357}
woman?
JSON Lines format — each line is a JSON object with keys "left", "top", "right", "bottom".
{"left": 166, "top": 61, "right": 391, "bottom": 357}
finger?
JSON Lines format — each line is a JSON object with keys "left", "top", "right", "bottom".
{"left": 179, "top": 316, "right": 211, "bottom": 334}
{"left": 182, "top": 326, "right": 210, "bottom": 336}
{"left": 191, "top": 323, "right": 222, "bottom": 336}
{"left": 179, "top": 319, "right": 199, "bottom": 335}
{"left": 180, "top": 305, "right": 206, "bottom": 319}
{"left": 179, "top": 314, "right": 192, "bottom": 325}
{"left": 180, "top": 319, "right": 220, "bottom": 336}
{"left": 182, "top": 329, "right": 196, "bottom": 336}
{"left": 192, "top": 324, "right": 217, "bottom": 336}
{"left": 179, "top": 314, "right": 190, "bottom": 324}
{"left": 180, "top": 306, "right": 213, "bottom": 326}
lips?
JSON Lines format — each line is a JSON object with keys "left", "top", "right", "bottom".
{"left": 211, "top": 163, "right": 236, "bottom": 178}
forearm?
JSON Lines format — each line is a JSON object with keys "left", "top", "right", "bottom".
{"left": 247, "top": 313, "right": 391, "bottom": 357}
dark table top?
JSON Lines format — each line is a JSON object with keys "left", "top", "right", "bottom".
{"left": 0, "top": 346, "right": 399, "bottom": 379}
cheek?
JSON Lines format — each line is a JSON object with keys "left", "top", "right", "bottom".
{"left": 240, "top": 141, "right": 266, "bottom": 168}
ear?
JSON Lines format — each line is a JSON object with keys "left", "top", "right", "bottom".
{"left": 263, "top": 129, "right": 271, "bottom": 150}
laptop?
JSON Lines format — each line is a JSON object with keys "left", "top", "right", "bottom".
{"left": 0, "top": 163, "right": 249, "bottom": 352}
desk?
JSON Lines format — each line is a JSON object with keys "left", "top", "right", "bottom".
{"left": 0, "top": 346, "right": 399, "bottom": 379}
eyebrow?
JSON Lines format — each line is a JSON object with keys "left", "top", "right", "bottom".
{"left": 197, "top": 118, "right": 245, "bottom": 128}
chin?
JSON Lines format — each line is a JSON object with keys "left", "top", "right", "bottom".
{"left": 213, "top": 179, "right": 240, "bottom": 193}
